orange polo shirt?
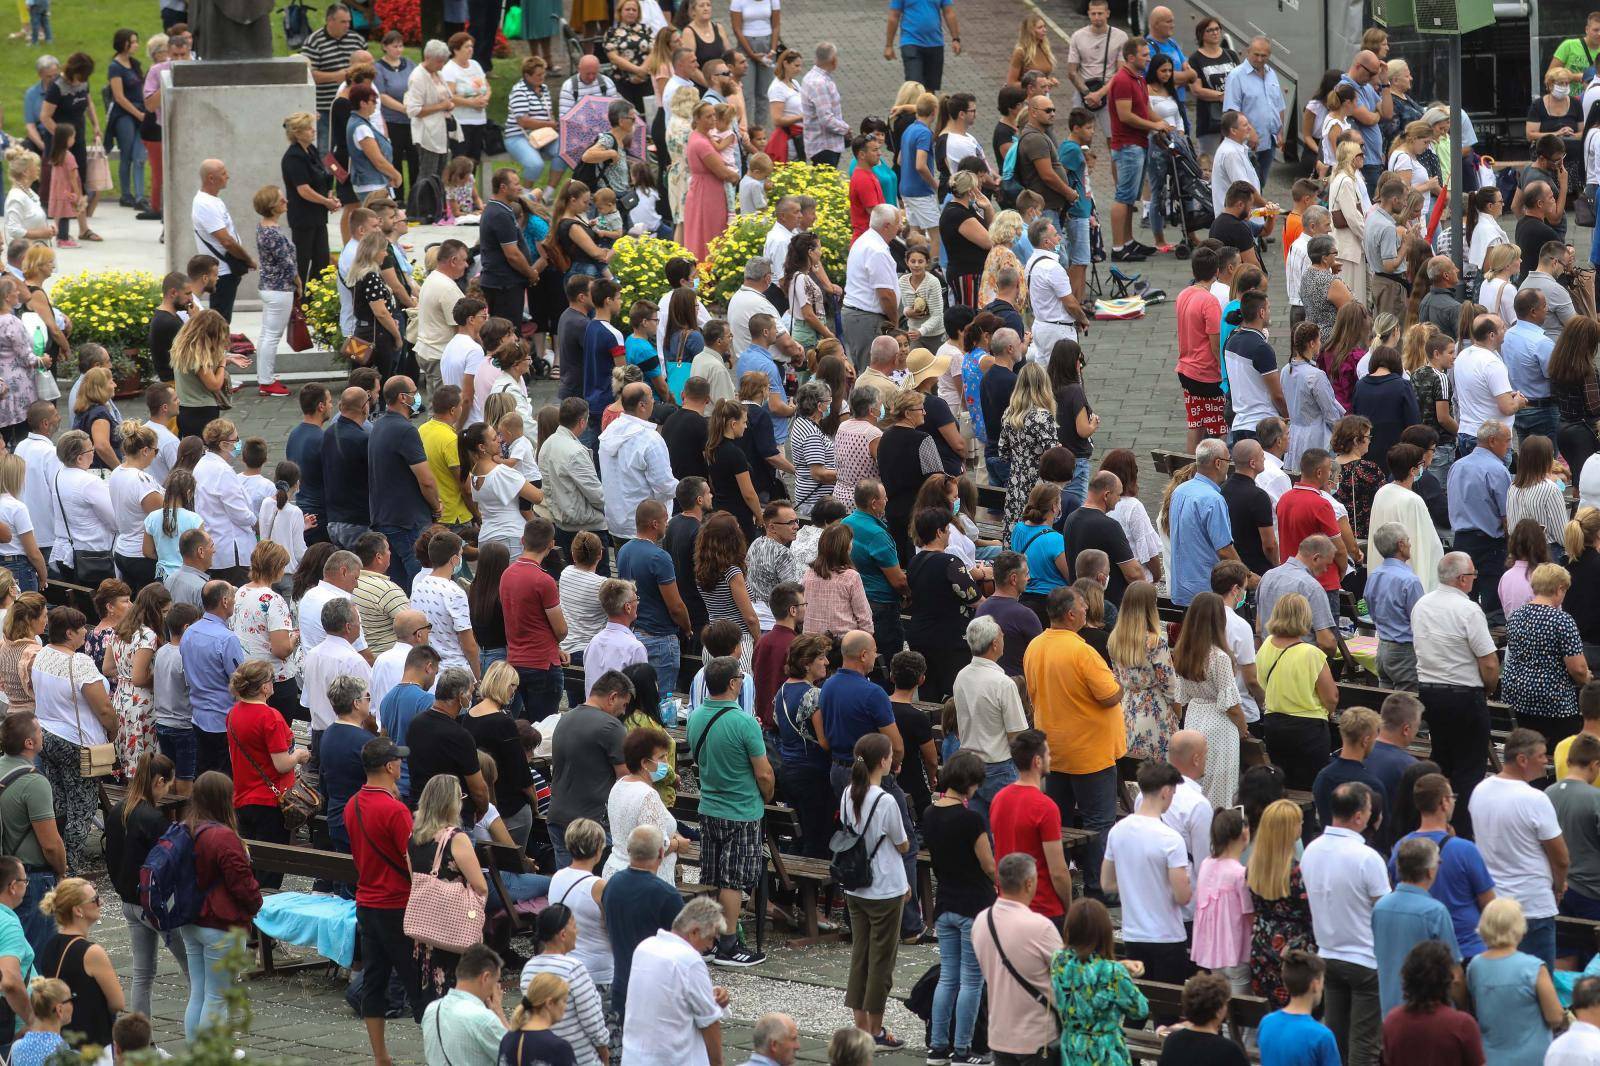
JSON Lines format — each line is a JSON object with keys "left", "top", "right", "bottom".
{"left": 1022, "top": 627, "right": 1125, "bottom": 775}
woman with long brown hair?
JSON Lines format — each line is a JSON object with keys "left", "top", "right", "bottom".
{"left": 704, "top": 398, "right": 760, "bottom": 540}
{"left": 106, "top": 581, "right": 169, "bottom": 772}
{"left": 177, "top": 770, "right": 261, "bottom": 1040}
{"left": 1549, "top": 316, "right": 1600, "bottom": 478}
{"left": 550, "top": 180, "right": 611, "bottom": 279}
{"left": 1508, "top": 433, "right": 1571, "bottom": 557}
{"left": 1107, "top": 580, "right": 1177, "bottom": 760}
{"left": 1171, "top": 591, "right": 1246, "bottom": 807}
{"left": 1320, "top": 300, "right": 1371, "bottom": 409}
{"left": 106, "top": 752, "right": 182, "bottom": 1019}
{"left": 172, "top": 309, "right": 237, "bottom": 439}
{"left": 695, "top": 510, "right": 760, "bottom": 667}
{"left": 803, "top": 521, "right": 872, "bottom": 638}
{"left": 841, "top": 731, "right": 911, "bottom": 1048}
{"left": 1049, "top": 897, "right": 1148, "bottom": 1063}
{"left": 1098, "top": 448, "right": 1163, "bottom": 582}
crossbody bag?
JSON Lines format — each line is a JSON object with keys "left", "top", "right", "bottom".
{"left": 68, "top": 653, "right": 116, "bottom": 778}
{"left": 691, "top": 705, "right": 737, "bottom": 764}
{"left": 985, "top": 908, "right": 1062, "bottom": 1055}
{"left": 226, "top": 715, "right": 320, "bottom": 828}
{"left": 49, "top": 472, "right": 114, "bottom": 585}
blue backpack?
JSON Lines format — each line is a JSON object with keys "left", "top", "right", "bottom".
{"left": 139, "top": 822, "right": 215, "bottom": 932}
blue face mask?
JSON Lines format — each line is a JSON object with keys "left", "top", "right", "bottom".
{"left": 649, "top": 760, "right": 671, "bottom": 783}
{"left": 951, "top": 498, "right": 961, "bottom": 515}
{"left": 410, "top": 392, "right": 423, "bottom": 415}
{"left": 230, "top": 440, "right": 243, "bottom": 459}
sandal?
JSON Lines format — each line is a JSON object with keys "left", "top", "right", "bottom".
{"left": 79, "top": 231, "right": 103, "bottom": 242}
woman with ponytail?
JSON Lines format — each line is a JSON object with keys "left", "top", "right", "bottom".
{"left": 257, "top": 460, "right": 308, "bottom": 585}
{"left": 502, "top": 971, "right": 577, "bottom": 1066}
{"left": 840, "top": 731, "right": 911, "bottom": 1050}
{"left": 1565, "top": 507, "right": 1600, "bottom": 671}
{"left": 1465, "top": 185, "right": 1507, "bottom": 276}
{"left": 105, "top": 751, "right": 185, "bottom": 1019}
{"left": 141, "top": 466, "right": 202, "bottom": 583}
{"left": 34, "top": 876, "right": 122, "bottom": 1051}
{"left": 517, "top": 903, "right": 610, "bottom": 1066}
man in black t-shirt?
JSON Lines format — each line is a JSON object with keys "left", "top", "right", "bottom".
{"left": 366, "top": 377, "right": 441, "bottom": 590}
{"left": 555, "top": 276, "right": 593, "bottom": 401}
{"left": 1515, "top": 180, "right": 1564, "bottom": 277}
{"left": 404, "top": 667, "right": 490, "bottom": 815}
{"left": 1061, "top": 469, "right": 1141, "bottom": 605}
{"left": 147, "top": 271, "right": 191, "bottom": 381}
{"left": 664, "top": 478, "right": 709, "bottom": 629}
{"left": 477, "top": 168, "right": 539, "bottom": 324}
{"left": 1208, "top": 180, "right": 1260, "bottom": 269}
{"left": 660, "top": 377, "right": 711, "bottom": 480}
{"left": 1221, "top": 439, "right": 1278, "bottom": 578}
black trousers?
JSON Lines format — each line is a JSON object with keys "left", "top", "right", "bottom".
{"left": 467, "top": 0, "right": 502, "bottom": 72}
{"left": 482, "top": 283, "right": 527, "bottom": 324}
{"left": 356, "top": 906, "right": 424, "bottom": 1021}
{"left": 1123, "top": 940, "right": 1192, "bottom": 1024}
{"left": 211, "top": 270, "right": 243, "bottom": 323}
{"left": 237, "top": 804, "right": 289, "bottom": 888}
{"left": 1452, "top": 529, "right": 1507, "bottom": 618}
{"left": 292, "top": 222, "right": 332, "bottom": 287}
{"left": 195, "top": 728, "right": 230, "bottom": 779}
{"left": 114, "top": 553, "right": 157, "bottom": 595}
{"left": 1419, "top": 683, "right": 1489, "bottom": 839}
{"left": 778, "top": 761, "right": 834, "bottom": 859}
{"left": 1524, "top": 712, "right": 1581, "bottom": 752}
{"left": 386, "top": 122, "right": 418, "bottom": 200}
{"left": 177, "top": 404, "right": 219, "bottom": 441}
{"left": 1263, "top": 713, "right": 1333, "bottom": 792}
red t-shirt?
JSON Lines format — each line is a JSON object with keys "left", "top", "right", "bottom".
{"left": 345, "top": 785, "right": 414, "bottom": 908}
{"left": 1107, "top": 67, "right": 1150, "bottom": 151}
{"left": 1276, "top": 485, "right": 1342, "bottom": 591}
{"left": 1380, "top": 1003, "right": 1485, "bottom": 1066}
{"left": 752, "top": 625, "right": 796, "bottom": 730}
{"left": 1174, "top": 285, "right": 1221, "bottom": 383}
{"left": 850, "top": 166, "right": 886, "bottom": 239}
{"left": 502, "top": 557, "right": 562, "bottom": 668}
{"left": 227, "top": 701, "right": 295, "bottom": 808}
{"left": 990, "top": 781, "right": 1065, "bottom": 917}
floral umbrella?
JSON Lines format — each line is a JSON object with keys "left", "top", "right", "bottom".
{"left": 559, "top": 95, "right": 648, "bottom": 169}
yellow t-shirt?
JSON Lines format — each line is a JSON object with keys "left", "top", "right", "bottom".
{"left": 1257, "top": 639, "right": 1329, "bottom": 719}
{"left": 1554, "top": 731, "right": 1596, "bottom": 781}
{"left": 1023, "top": 628, "right": 1126, "bottom": 775}
{"left": 418, "top": 418, "right": 471, "bottom": 525}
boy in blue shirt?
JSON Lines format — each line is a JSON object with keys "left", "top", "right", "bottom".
{"left": 1056, "top": 108, "right": 1097, "bottom": 299}
{"left": 1258, "top": 950, "right": 1340, "bottom": 1066}
{"left": 624, "top": 299, "right": 672, "bottom": 405}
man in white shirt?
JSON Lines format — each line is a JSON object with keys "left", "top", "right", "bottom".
{"left": 1548, "top": 974, "right": 1600, "bottom": 1066}
{"left": 298, "top": 550, "right": 369, "bottom": 660}
{"left": 1210, "top": 111, "right": 1262, "bottom": 222}
{"left": 144, "top": 385, "right": 180, "bottom": 484}
{"left": 1255, "top": 417, "right": 1292, "bottom": 508}
{"left": 439, "top": 297, "right": 489, "bottom": 427}
{"left": 336, "top": 207, "right": 383, "bottom": 339}
{"left": 1212, "top": 561, "right": 1264, "bottom": 724}
{"left": 413, "top": 239, "right": 470, "bottom": 394}
{"left": 841, "top": 204, "right": 902, "bottom": 371}
{"left": 191, "top": 158, "right": 255, "bottom": 323}
{"left": 621, "top": 896, "right": 730, "bottom": 1066}
{"left": 1452, "top": 313, "right": 1526, "bottom": 444}
{"left": 661, "top": 47, "right": 699, "bottom": 112}
{"left": 1300, "top": 780, "right": 1390, "bottom": 1066}
{"left": 1467, "top": 728, "right": 1570, "bottom": 970}
{"left": 1413, "top": 551, "right": 1501, "bottom": 838}
{"left": 369, "top": 609, "right": 432, "bottom": 713}
{"left": 15, "top": 400, "right": 59, "bottom": 561}
{"left": 598, "top": 384, "right": 678, "bottom": 542}
{"left": 1161, "top": 730, "right": 1213, "bottom": 925}
{"left": 1024, "top": 218, "right": 1089, "bottom": 362}
{"left": 727, "top": 259, "right": 785, "bottom": 358}
{"left": 1101, "top": 760, "right": 1192, "bottom": 990}
{"left": 761, "top": 198, "right": 801, "bottom": 275}
{"left": 1286, "top": 205, "right": 1328, "bottom": 325}
{"left": 301, "top": 598, "right": 372, "bottom": 749}
{"left": 951, "top": 615, "right": 1028, "bottom": 817}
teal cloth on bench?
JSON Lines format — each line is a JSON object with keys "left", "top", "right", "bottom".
{"left": 254, "top": 892, "right": 358, "bottom": 968}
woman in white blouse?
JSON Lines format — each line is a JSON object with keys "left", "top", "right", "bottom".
{"left": 53, "top": 430, "right": 116, "bottom": 587}
{"left": 1466, "top": 186, "right": 1508, "bottom": 276}
{"left": 463, "top": 422, "right": 542, "bottom": 557}
{"left": 602, "top": 728, "right": 689, "bottom": 883}
{"left": 107, "top": 422, "right": 164, "bottom": 593}
{"left": 558, "top": 530, "right": 610, "bottom": 707}
{"left": 1100, "top": 448, "right": 1164, "bottom": 583}
{"left": 1478, "top": 243, "right": 1520, "bottom": 328}
{"left": 0, "top": 455, "right": 47, "bottom": 593}
{"left": 193, "top": 419, "right": 259, "bottom": 585}
{"left": 766, "top": 49, "right": 805, "bottom": 161}
{"left": 441, "top": 33, "right": 491, "bottom": 160}
{"left": 32, "top": 603, "right": 115, "bottom": 874}
{"left": 1387, "top": 120, "right": 1443, "bottom": 223}
{"left": 1319, "top": 84, "right": 1357, "bottom": 170}
{"left": 3, "top": 147, "right": 51, "bottom": 243}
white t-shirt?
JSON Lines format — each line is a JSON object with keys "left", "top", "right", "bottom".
{"left": 411, "top": 573, "right": 473, "bottom": 672}
{"left": 1211, "top": 137, "right": 1259, "bottom": 219}
{"left": 440, "top": 333, "right": 486, "bottom": 390}
{"left": 1320, "top": 114, "right": 1349, "bottom": 167}
{"left": 350, "top": 123, "right": 384, "bottom": 192}
{"left": 473, "top": 464, "right": 527, "bottom": 547}
{"left": 1224, "top": 606, "right": 1259, "bottom": 721}
{"left": 838, "top": 784, "right": 909, "bottom": 900}
{"left": 729, "top": 0, "right": 779, "bottom": 38}
{"left": 0, "top": 494, "right": 32, "bottom": 559}
{"left": 767, "top": 78, "right": 801, "bottom": 119}
{"left": 943, "top": 130, "right": 985, "bottom": 175}
{"left": 1300, "top": 825, "right": 1391, "bottom": 968}
{"left": 442, "top": 58, "right": 489, "bottom": 124}
{"left": 1161, "top": 778, "right": 1213, "bottom": 921}
{"left": 1453, "top": 344, "right": 1514, "bottom": 437}
{"left": 107, "top": 465, "right": 159, "bottom": 558}
{"left": 1479, "top": 276, "right": 1517, "bottom": 326}
{"left": 1388, "top": 148, "right": 1431, "bottom": 216}
{"left": 192, "top": 190, "right": 238, "bottom": 275}
{"left": 1468, "top": 216, "right": 1508, "bottom": 273}
{"left": 1103, "top": 814, "right": 1188, "bottom": 943}
{"left": 1468, "top": 773, "right": 1563, "bottom": 919}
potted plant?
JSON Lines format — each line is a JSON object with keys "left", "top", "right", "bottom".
{"left": 49, "top": 269, "right": 162, "bottom": 394}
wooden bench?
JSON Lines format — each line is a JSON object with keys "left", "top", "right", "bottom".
{"left": 1122, "top": 979, "right": 1268, "bottom": 1063}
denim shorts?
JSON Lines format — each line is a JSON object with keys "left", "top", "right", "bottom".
{"left": 1065, "top": 217, "right": 1092, "bottom": 266}
{"left": 1111, "top": 145, "right": 1146, "bottom": 204}
{"left": 156, "top": 723, "right": 196, "bottom": 780}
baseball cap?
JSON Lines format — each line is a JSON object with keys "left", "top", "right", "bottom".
{"left": 361, "top": 736, "right": 408, "bottom": 770}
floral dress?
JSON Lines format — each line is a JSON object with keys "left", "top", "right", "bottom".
{"left": 961, "top": 347, "right": 988, "bottom": 445}
{"left": 1116, "top": 637, "right": 1178, "bottom": 761}
{"left": 998, "top": 408, "right": 1059, "bottom": 543}
{"left": 84, "top": 626, "right": 114, "bottom": 684}
{"left": 1250, "top": 864, "right": 1317, "bottom": 1007}
{"left": 1174, "top": 646, "right": 1243, "bottom": 809}
{"left": 1503, "top": 601, "right": 1586, "bottom": 722}
{"left": 230, "top": 584, "right": 302, "bottom": 684}
{"left": 666, "top": 111, "right": 693, "bottom": 221}
{"left": 1334, "top": 457, "right": 1385, "bottom": 540}
{"left": 1049, "top": 951, "right": 1149, "bottom": 1066}
{"left": 107, "top": 626, "right": 157, "bottom": 773}
{"left": 0, "top": 314, "right": 35, "bottom": 431}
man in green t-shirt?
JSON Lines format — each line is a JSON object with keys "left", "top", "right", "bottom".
{"left": 685, "top": 656, "right": 774, "bottom": 969}
{"left": 0, "top": 713, "right": 65, "bottom": 955}
{"left": 1550, "top": 16, "right": 1600, "bottom": 79}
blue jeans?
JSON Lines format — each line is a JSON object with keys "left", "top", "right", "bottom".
{"left": 639, "top": 631, "right": 682, "bottom": 694}
{"left": 503, "top": 133, "right": 565, "bottom": 184}
{"left": 1515, "top": 404, "right": 1560, "bottom": 449}
{"left": 1563, "top": 886, "right": 1600, "bottom": 920}
{"left": 1045, "top": 766, "right": 1118, "bottom": 894}
{"left": 1520, "top": 915, "right": 1556, "bottom": 970}
{"left": 487, "top": 871, "right": 552, "bottom": 911}
{"left": 900, "top": 44, "right": 946, "bottom": 92}
{"left": 1144, "top": 145, "right": 1171, "bottom": 241}
{"left": 1429, "top": 436, "right": 1456, "bottom": 485}
{"left": 515, "top": 664, "right": 564, "bottom": 720}
{"left": 549, "top": 822, "right": 573, "bottom": 869}
{"left": 971, "top": 760, "right": 1019, "bottom": 824}
{"left": 1255, "top": 147, "right": 1275, "bottom": 187}
{"left": 123, "top": 900, "right": 187, "bottom": 1019}
{"left": 1112, "top": 146, "right": 1146, "bottom": 204}
{"left": 932, "top": 912, "right": 985, "bottom": 1053}
{"left": 109, "top": 111, "right": 147, "bottom": 199}
{"left": 1, "top": 555, "right": 37, "bottom": 592}
{"left": 869, "top": 597, "right": 905, "bottom": 656}
{"left": 1456, "top": 431, "right": 1478, "bottom": 460}
{"left": 156, "top": 724, "right": 197, "bottom": 780}
{"left": 179, "top": 924, "right": 234, "bottom": 1040}
{"left": 1064, "top": 457, "right": 1092, "bottom": 510}
{"left": 16, "top": 870, "right": 56, "bottom": 956}
{"left": 985, "top": 454, "right": 1010, "bottom": 494}
{"left": 375, "top": 524, "right": 423, "bottom": 592}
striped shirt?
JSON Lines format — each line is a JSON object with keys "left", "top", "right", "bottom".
{"left": 301, "top": 27, "right": 368, "bottom": 112}
{"left": 507, "top": 80, "right": 554, "bottom": 128}
{"left": 702, "top": 565, "right": 749, "bottom": 636}
{"left": 517, "top": 952, "right": 610, "bottom": 1066}
{"left": 789, "top": 416, "right": 836, "bottom": 516}
{"left": 351, "top": 570, "right": 410, "bottom": 656}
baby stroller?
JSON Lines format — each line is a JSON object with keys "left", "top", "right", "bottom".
{"left": 1153, "top": 132, "right": 1214, "bottom": 254}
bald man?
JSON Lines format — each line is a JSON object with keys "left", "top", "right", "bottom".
{"left": 192, "top": 157, "right": 253, "bottom": 322}
{"left": 1222, "top": 437, "right": 1280, "bottom": 579}
{"left": 370, "top": 609, "right": 433, "bottom": 712}
{"left": 324, "top": 386, "right": 374, "bottom": 548}
{"left": 1341, "top": 49, "right": 1387, "bottom": 194}
{"left": 1163, "top": 729, "right": 1214, "bottom": 924}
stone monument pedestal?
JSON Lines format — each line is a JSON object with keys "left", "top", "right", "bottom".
{"left": 163, "top": 57, "right": 315, "bottom": 309}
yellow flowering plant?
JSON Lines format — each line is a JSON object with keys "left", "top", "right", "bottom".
{"left": 49, "top": 269, "right": 163, "bottom": 377}
{"left": 302, "top": 264, "right": 346, "bottom": 349}
{"left": 610, "top": 235, "right": 695, "bottom": 322}
{"left": 702, "top": 161, "right": 851, "bottom": 305}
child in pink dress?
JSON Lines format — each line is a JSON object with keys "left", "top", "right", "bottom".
{"left": 45, "top": 126, "right": 83, "bottom": 248}
{"left": 1190, "top": 807, "right": 1255, "bottom": 995}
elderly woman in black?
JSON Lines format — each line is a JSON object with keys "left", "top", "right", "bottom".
{"left": 878, "top": 389, "right": 945, "bottom": 567}
{"left": 280, "top": 111, "right": 339, "bottom": 284}
{"left": 40, "top": 52, "right": 101, "bottom": 241}
{"left": 904, "top": 506, "right": 981, "bottom": 702}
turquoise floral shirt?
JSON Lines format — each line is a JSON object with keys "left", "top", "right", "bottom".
{"left": 1049, "top": 950, "right": 1149, "bottom": 1066}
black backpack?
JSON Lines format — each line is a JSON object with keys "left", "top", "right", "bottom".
{"left": 408, "top": 174, "right": 445, "bottom": 226}
{"left": 828, "top": 792, "right": 887, "bottom": 890}
{"left": 283, "top": 0, "right": 312, "bottom": 49}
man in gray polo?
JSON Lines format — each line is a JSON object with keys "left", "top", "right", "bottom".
{"left": 1518, "top": 239, "right": 1578, "bottom": 345}
{"left": 1363, "top": 176, "right": 1410, "bottom": 322}
{"left": 1255, "top": 533, "right": 1339, "bottom": 653}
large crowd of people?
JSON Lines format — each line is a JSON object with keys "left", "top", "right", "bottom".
{"left": 2, "top": 0, "right": 1600, "bottom": 1065}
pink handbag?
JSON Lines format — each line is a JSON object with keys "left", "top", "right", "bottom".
{"left": 402, "top": 829, "right": 483, "bottom": 952}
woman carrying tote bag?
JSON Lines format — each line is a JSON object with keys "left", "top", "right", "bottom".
{"left": 407, "top": 774, "right": 488, "bottom": 1010}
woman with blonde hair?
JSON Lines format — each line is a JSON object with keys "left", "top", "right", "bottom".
{"left": 1255, "top": 591, "right": 1339, "bottom": 788}
{"left": 1478, "top": 242, "right": 1520, "bottom": 326}
{"left": 465, "top": 659, "right": 540, "bottom": 848}
{"left": 1246, "top": 798, "right": 1315, "bottom": 1005}
{"left": 1399, "top": 321, "right": 1437, "bottom": 376}
{"left": 172, "top": 308, "right": 233, "bottom": 438}
{"left": 0, "top": 455, "right": 46, "bottom": 592}
{"left": 347, "top": 228, "right": 402, "bottom": 379}
{"left": 410, "top": 772, "right": 490, "bottom": 1006}
{"left": 3, "top": 146, "right": 50, "bottom": 242}
{"left": 997, "top": 362, "right": 1059, "bottom": 542}
{"left": 251, "top": 183, "right": 300, "bottom": 395}
{"left": 1107, "top": 580, "right": 1177, "bottom": 760}
{"left": 1006, "top": 13, "right": 1055, "bottom": 88}
{"left": 34, "top": 876, "right": 123, "bottom": 1051}
{"left": 8, "top": 977, "right": 74, "bottom": 1065}
{"left": 977, "top": 209, "right": 1029, "bottom": 308}
{"left": 765, "top": 48, "right": 806, "bottom": 162}
{"left": 0, "top": 592, "right": 47, "bottom": 711}
{"left": 107, "top": 421, "right": 162, "bottom": 590}
{"left": 279, "top": 110, "right": 338, "bottom": 284}
{"left": 502, "top": 971, "right": 575, "bottom": 1066}
{"left": 877, "top": 388, "right": 945, "bottom": 564}
{"left": 195, "top": 418, "right": 258, "bottom": 584}
{"left": 1467, "top": 896, "right": 1565, "bottom": 1066}
{"left": 70, "top": 366, "right": 122, "bottom": 469}
{"left": 1327, "top": 139, "right": 1369, "bottom": 307}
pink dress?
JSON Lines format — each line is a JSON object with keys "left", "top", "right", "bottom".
{"left": 1190, "top": 856, "right": 1254, "bottom": 970}
{"left": 682, "top": 130, "right": 729, "bottom": 260}
{"left": 46, "top": 154, "right": 79, "bottom": 221}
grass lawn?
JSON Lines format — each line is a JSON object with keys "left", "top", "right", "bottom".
{"left": 0, "top": 0, "right": 524, "bottom": 195}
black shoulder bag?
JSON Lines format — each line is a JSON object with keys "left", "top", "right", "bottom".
{"left": 985, "top": 908, "right": 1062, "bottom": 1056}
{"left": 691, "top": 704, "right": 737, "bottom": 764}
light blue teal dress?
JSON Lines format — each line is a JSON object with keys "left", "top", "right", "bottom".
{"left": 1466, "top": 950, "right": 1552, "bottom": 1066}
{"left": 1048, "top": 950, "right": 1149, "bottom": 1066}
